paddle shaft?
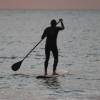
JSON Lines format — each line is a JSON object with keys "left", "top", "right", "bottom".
{"left": 22, "top": 39, "right": 43, "bottom": 61}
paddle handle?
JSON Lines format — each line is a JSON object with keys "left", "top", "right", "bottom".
{"left": 22, "top": 39, "right": 43, "bottom": 61}
{"left": 56, "top": 20, "right": 60, "bottom": 25}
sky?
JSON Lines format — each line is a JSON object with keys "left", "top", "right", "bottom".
{"left": 0, "top": 0, "right": 100, "bottom": 10}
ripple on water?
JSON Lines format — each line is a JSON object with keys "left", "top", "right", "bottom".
{"left": 0, "top": 76, "right": 11, "bottom": 90}
{"left": 76, "top": 77, "right": 100, "bottom": 81}
{"left": 0, "top": 48, "right": 5, "bottom": 51}
{"left": 0, "top": 56, "right": 17, "bottom": 60}
{"left": 11, "top": 73, "right": 31, "bottom": 78}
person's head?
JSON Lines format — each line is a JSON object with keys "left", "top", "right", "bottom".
{"left": 50, "top": 19, "right": 57, "bottom": 27}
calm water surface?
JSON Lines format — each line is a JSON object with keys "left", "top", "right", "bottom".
{"left": 0, "top": 10, "right": 100, "bottom": 100}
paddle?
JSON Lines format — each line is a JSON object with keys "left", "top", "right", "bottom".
{"left": 11, "top": 39, "right": 43, "bottom": 71}
{"left": 11, "top": 19, "right": 61, "bottom": 71}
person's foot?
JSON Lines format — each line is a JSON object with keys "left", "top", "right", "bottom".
{"left": 52, "top": 72, "right": 59, "bottom": 75}
{"left": 44, "top": 73, "right": 48, "bottom": 76}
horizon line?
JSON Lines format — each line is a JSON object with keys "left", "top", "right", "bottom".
{"left": 0, "top": 8, "right": 100, "bottom": 11}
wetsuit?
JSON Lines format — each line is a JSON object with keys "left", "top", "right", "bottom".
{"left": 42, "top": 26, "right": 63, "bottom": 74}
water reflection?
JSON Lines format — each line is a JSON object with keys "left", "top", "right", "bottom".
{"left": 41, "top": 77, "right": 61, "bottom": 89}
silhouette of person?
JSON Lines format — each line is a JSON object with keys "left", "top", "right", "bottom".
{"left": 41, "top": 19, "right": 65, "bottom": 75}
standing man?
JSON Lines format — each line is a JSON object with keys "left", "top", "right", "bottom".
{"left": 41, "top": 19, "right": 65, "bottom": 75}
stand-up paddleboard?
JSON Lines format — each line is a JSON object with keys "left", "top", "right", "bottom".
{"left": 36, "top": 75, "right": 59, "bottom": 79}
{"left": 36, "top": 70, "right": 69, "bottom": 79}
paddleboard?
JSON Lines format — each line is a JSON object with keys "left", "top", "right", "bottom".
{"left": 36, "top": 75, "right": 59, "bottom": 79}
{"left": 36, "top": 70, "right": 69, "bottom": 79}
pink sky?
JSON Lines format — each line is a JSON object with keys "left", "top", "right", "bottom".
{"left": 0, "top": 0, "right": 100, "bottom": 10}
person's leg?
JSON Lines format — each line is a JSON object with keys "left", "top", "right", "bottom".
{"left": 52, "top": 47, "right": 58, "bottom": 75}
{"left": 44, "top": 46, "right": 50, "bottom": 75}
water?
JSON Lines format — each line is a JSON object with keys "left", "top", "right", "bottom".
{"left": 0, "top": 10, "right": 100, "bottom": 100}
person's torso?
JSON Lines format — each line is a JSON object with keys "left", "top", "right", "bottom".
{"left": 46, "top": 27, "right": 59, "bottom": 46}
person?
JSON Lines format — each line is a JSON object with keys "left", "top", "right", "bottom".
{"left": 41, "top": 19, "right": 65, "bottom": 75}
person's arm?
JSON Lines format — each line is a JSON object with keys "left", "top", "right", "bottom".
{"left": 41, "top": 29, "right": 47, "bottom": 40}
{"left": 60, "top": 19, "right": 65, "bottom": 30}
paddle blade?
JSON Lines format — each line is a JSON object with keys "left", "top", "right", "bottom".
{"left": 11, "top": 60, "right": 23, "bottom": 71}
